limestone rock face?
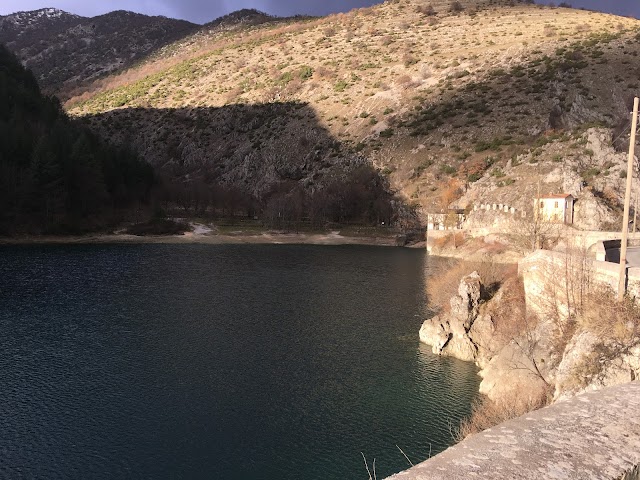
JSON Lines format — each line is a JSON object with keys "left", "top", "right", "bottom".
{"left": 554, "top": 332, "right": 640, "bottom": 401}
{"left": 422, "top": 260, "right": 640, "bottom": 405}
{"left": 478, "top": 341, "right": 549, "bottom": 400}
{"left": 477, "top": 318, "right": 557, "bottom": 401}
{"left": 418, "top": 319, "right": 450, "bottom": 353}
{"left": 573, "top": 190, "right": 617, "bottom": 231}
{"left": 419, "top": 272, "right": 483, "bottom": 363}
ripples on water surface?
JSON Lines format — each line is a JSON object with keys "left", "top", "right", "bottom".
{"left": 0, "top": 244, "right": 479, "bottom": 479}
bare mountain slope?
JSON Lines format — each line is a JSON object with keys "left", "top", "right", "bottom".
{"left": 67, "top": 0, "right": 640, "bottom": 227}
{"left": 0, "top": 7, "right": 312, "bottom": 99}
{"left": 0, "top": 8, "right": 198, "bottom": 94}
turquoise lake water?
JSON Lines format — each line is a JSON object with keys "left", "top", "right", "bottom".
{"left": 0, "top": 244, "right": 480, "bottom": 479}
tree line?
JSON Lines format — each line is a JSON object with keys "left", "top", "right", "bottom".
{"left": 1, "top": 43, "right": 413, "bottom": 235}
{"left": 0, "top": 44, "right": 155, "bottom": 234}
{"left": 160, "top": 164, "right": 405, "bottom": 230}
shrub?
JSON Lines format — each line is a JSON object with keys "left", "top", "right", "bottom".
{"left": 277, "top": 71, "right": 294, "bottom": 85}
{"left": 456, "top": 388, "right": 551, "bottom": 441}
{"left": 440, "top": 164, "right": 457, "bottom": 175}
{"left": 323, "top": 27, "right": 337, "bottom": 38}
{"left": 450, "top": 1, "right": 464, "bottom": 13}
{"left": 417, "top": 5, "right": 437, "bottom": 16}
{"left": 468, "top": 173, "right": 483, "bottom": 183}
{"left": 334, "top": 80, "right": 349, "bottom": 92}
{"left": 581, "top": 167, "right": 600, "bottom": 180}
{"left": 414, "top": 159, "right": 434, "bottom": 176}
{"left": 491, "top": 168, "right": 506, "bottom": 178}
{"left": 403, "top": 54, "right": 419, "bottom": 67}
{"left": 298, "top": 65, "right": 314, "bottom": 80}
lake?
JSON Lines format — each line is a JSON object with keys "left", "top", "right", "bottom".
{"left": 0, "top": 244, "right": 479, "bottom": 479}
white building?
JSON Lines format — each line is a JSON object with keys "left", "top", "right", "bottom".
{"left": 534, "top": 194, "right": 574, "bottom": 224}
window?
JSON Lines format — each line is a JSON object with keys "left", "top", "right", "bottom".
{"left": 539, "top": 201, "right": 544, "bottom": 208}
{"left": 554, "top": 201, "right": 559, "bottom": 209}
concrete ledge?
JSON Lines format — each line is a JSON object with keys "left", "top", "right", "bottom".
{"left": 387, "top": 382, "right": 640, "bottom": 480}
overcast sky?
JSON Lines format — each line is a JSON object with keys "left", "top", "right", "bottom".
{"left": 0, "top": 0, "right": 638, "bottom": 24}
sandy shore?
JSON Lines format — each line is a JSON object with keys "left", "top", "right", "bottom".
{"left": 0, "top": 231, "right": 424, "bottom": 248}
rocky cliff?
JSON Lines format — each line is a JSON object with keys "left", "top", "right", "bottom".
{"left": 420, "top": 264, "right": 640, "bottom": 403}
{"left": 458, "top": 128, "right": 637, "bottom": 232}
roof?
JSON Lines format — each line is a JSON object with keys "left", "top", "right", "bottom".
{"left": 540, "top": 194, "right": 573, "bottom": 199}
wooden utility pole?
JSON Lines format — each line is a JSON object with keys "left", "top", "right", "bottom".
{"left": 634, "top": 191, "right": 638, "bottom": 235}
{"left": 534, "top": 167, "right": 542, "bottom": 250}
{"left": 618, "top": 96, "right": 639, "bottom": 301}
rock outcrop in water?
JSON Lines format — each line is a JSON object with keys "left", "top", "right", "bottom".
{"left": 420, "top": 272, "right": 549, "bottom": 401}
{"left": 419, "top": 272, "right": 484, "bottom": 363}
{"left": 420, "top": 262, "right": 640, "bottom": 403}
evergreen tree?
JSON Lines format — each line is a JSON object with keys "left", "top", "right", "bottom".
{"left": 0, "top": 43, "right": 155, "bottom": 234}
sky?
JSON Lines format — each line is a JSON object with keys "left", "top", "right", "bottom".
{"left": 0, "top": 0, "right": 638, "bottom": 24}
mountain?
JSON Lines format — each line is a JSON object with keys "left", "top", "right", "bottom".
{"left": 0, "top": 44, "right": 155, "bottom": 234}
{"left": 0, "top": 8, "right": 199, "bottom": 95}
{"left": 204, "top": 9, "right": 279, "bottom": 30}
{"left": 0, "top": 8, "right": 82, "bottom": 42}
{"left": 0, "top": 7, "right": 306, "bottom": 99}
{"left": 61, "top": 0, "right": 640, "bottom": 229}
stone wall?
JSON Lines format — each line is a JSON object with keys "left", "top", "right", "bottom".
{"left": 519, "top": 249, "right": 640, "bottom": 314}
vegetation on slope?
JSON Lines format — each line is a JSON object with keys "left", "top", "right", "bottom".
{"left": 0, "top": 45, "right": 155, "bottom": 234}
{"left": 0, "top": 9, "right": 198, "bottom": 96}
{"left": 66, "top": 0, "right": 640, "bottom": 222}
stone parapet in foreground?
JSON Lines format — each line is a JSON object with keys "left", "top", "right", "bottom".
{"left": 387, "top": 382, "right": 640, "bottom": 480}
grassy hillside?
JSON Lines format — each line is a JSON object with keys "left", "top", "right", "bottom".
{"left": 67, "top": 0, "right": 640, "bottom": 227}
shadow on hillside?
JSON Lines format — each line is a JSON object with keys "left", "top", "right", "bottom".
{"left": 390, "top": 30, "right": 640, "bottom": 213}
{"left": 81, "top": 101, "right": 420, "bottom": 230}
{"left": 402, "top": 41, "right": 638, "bottom": 147}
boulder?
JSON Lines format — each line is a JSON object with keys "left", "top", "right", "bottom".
{"left": 554, "top": 332, "right": 640, "bottom": 401}
{"left": 419, "top": 272, "right": 483, "bottom": 362}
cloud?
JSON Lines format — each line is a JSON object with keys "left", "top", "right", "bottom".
{"left": 168, "top": 0, "right": 380, "bottom": 23}
{"left": 541, "top": 0, "right": 639, "bottom": 18}
{"left": 0, "top": 0, "right": 382, "bottom": 22}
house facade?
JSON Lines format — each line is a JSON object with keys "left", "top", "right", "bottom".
{"left": 426, "top": 210, "right": 466, "bottom": 230}
{"left": 534, "top": 194, "right": 574, "bottom": 224}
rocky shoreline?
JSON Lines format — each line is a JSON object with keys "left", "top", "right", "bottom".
{"left": 0, "top": 231, "right": 420, "bottom": 248}
{"left": 420, "top": 264, "right": 640, "bottom": 406}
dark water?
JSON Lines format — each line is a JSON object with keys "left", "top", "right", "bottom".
{"left": 0, "top": 244, "right": 479, "bottom": 480}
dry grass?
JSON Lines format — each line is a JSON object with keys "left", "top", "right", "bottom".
{"left": 426, "top": 258, "right": 474, "bottom": 309}
{"left": 426, "top": 256, "right": 516, "bottom": 310}
{"left": 456, "top": 386, "right": 551, "bottom": 441}
{"left": 485, "top": 275, "right": 529, "bottom": 338}
{"left": 561, "top": 286, "right": 640, "bottom": 391}
{"left": 431, "top": 232, "right": 466, "bottom": 249}
{"left": 579, "top": 287, "right": 640, "bottom": 344}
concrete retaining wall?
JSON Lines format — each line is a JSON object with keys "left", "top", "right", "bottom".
{"left": 518, "top": 250, "right": 640, "bottom": 314}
